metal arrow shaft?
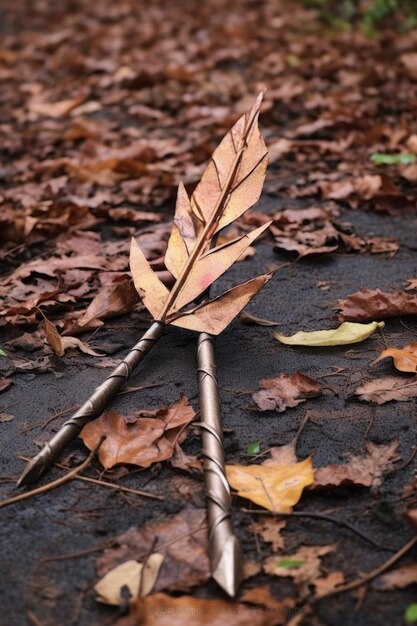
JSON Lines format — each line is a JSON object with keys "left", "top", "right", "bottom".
{"left": 197, "top": 331, "right": 243, "bottom": 597}
{"left": 17, "top": 321, "right": 164, "bottom": 486}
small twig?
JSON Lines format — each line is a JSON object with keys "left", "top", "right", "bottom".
{"left": 40, "top": 542, "right": 113, "bottom": 564}
{"left": 317, "top": 534, "right": 417, "bottom": 600}
{"left": 27, "top": 611, "right": 46, "bottom": 626}
{"left": 138, "top": 536, "right": 158, "bottom": 598}
{"left": 1, "top": 438, "right": 105, "bottom": 508}
{"left": 240, "top": 508, "right": 394, "bottom": 551}
{"left": 18, "top": 456, "right": 163, "bottom": 501}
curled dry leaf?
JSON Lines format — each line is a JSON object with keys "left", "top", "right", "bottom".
{"left": 78, "top": 277, "right": 138, "bottom": 327}
{"left": 114, "top": 593, "right": 285, "bottom": 626}
{"left": 250, "top": 519, "right": 287, "bottom": 551}
{"left": 274, "top": 321, "right": 384, "bottom": 347}
{"left": 96, "top": 509, "right": 210, "bottom": 593}
{"left": 226, "top": 458, "right": 314, "bottom": 513}
{"left": 355, "top": 377, "right": 417, "bottom": 404}
{"left": 252, "top": 372, "right": 323, "bottom": 412}
{"left": 373, "top": 343, "right": 417, "bottom": 373}
{"left": 80, "top": 395, "right": 196, "bottom": 468}
{"left": 336, "top": 288, "right": 417, "bottom": 322}
{"left": 95, "top": 554, "right": 164, "bottom": 605}
{"left": 42, "top": 313, "right": 103, "bottom": 357}
{"left": 313, "top": 441, "right": 400, "bottom": 489}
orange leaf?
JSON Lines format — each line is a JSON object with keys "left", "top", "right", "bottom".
{"left": 373, "top": 343, "right": 417, "bottom": 373}
{"left": 130, "top": 237, "right": 169, "bottom": 319}
{"left": 170, "top": 272, "right": 273, "bottom": 335}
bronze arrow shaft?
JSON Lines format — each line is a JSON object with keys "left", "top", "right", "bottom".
{"left": 197, "top": 332, "right": 243, "bottom": 597}
{"left": 17, "top": 321, "right": 164, "bottom": 486}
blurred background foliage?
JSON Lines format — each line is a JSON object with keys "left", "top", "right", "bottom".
{"left": 300, "top": 0, "right": 417, "bottom": 33}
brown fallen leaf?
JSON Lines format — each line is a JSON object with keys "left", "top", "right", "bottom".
{"left": 96, "top": 508, "right": 209, "bottom": 593}
{"left": 80, "top": 395, "right": 196, "bottom": 469}
{"left": 405, "top": 279, "right": 417, "bottom": 291}
{"left": 0, "top": 413, "right": 14, "bottom": 422}
{"left": 250, "top": 519, "right": 287, "bottom": 550}
{"left": 115, "top": 593, "right": 286, "bottom": 626}
{"left": 226, "top": 458, "right": 314, "bottom": 513}
{"left": 336, "top": 288, "right": 417, "bottom": 322}
{"left": 373, "top": 564, "right": 417, "bottom": 590}
{"left": 373, "top": 343, "right": 417, "bottom": 373}
{"left": 252, "top": 373, "right": 323, "bottom": 412}
{"left": 263, "top": 544, "right": 335, "bottom": 598}
{"left": 42, "top": 313, "right": 102, "bottom": 357}
{"left": 239, "top": 585, "right": 295, "bottom": 614}
{"left": 355, "top": 377, "right": 417, "bottom": 404}
{"left": 0, "top": 379, "right": 13, "bottom": 394}
{"left": 313, "top": 441, "right": 400, "bottom": 489}
{"left": 78, "top": 277, "right": 138, "bottom": 327}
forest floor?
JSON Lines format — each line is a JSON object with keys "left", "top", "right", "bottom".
{"left": 1, "top": 1, "right": 417, "bottom": 625}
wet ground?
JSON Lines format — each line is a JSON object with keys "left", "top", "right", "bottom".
{"left": 2, "top": 188, "right": 417, "bottom": 626}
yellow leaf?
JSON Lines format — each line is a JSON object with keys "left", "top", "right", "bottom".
{"left": 130, "top": 237, "right": 169, "bottom": 319}
{"left": 169, "top": 272, "right": 273, "bottom": 335}
{"left": 164, "top": 182, "right": 197, "bottom": 278}
{"left": 274, "top": 321, "right": 385, "bottom": 347}
{"left": 373, "top": 343, "right": 417, "bottom": 373}
{"left": 95, "top": 554, "right": 164, "bottom": 605}
{"left": 226, "top": 458, "right": 314, "bottom": 513}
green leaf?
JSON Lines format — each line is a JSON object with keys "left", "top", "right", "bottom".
{"left": 405, "top": 604, "right": 417, "bottom": 623}
{"left": 247, "top": 441, "right": 260, "bottom": 455}
{"left": 370, "top": 152, "right": 416, "bottom": 165}
{"left": 276, "top": 558, "right": 304, "bottom": 569}
{"left": 0, "top": 349, "right": 7, "bottom": 357}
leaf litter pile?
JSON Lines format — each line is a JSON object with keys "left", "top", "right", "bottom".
{"left": 2, "top": 1, "right": 417, "bottom": 625}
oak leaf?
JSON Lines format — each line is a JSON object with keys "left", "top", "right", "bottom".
{"left": 226, "top": 458, "right": 314, "bottom": 512}
{"left": 80, "top": 395, "right": 196, "bottom": 469}
{"left": 355, "top": 377, "right": 417, "bottom": 404}
{"left": 336, "top": 288, "right": 417, "bottom": 322}
{"left": 252, "top": 372, "right": 322, "bottom": 412}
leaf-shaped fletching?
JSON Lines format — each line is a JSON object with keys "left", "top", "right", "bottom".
{"left": 172, "top": 221, "right": 271, "bottom": 312}
{"left": 130, "top": 237, "right": 169, "bottom": 319}
{"left": 190, "top": 92, "right": 268, "bottom": 232}
{"left": 164, "top": 182, "right": 198, "bottom": 278}
{"left": 169, "top": 272, "right": 274, "bottom": 335}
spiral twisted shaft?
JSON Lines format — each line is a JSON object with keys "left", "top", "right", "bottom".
{"left": 197, "top": 332, "right": 243, "bottom": 597}
{"left": 17, "top": 321, "right": 164, "bottom": 486}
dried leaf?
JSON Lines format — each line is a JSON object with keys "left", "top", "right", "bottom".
{"left": 95, "top": 554, "right": 164, "bottom": 605}
{"left": 263, "top": 545, "right": 335, "bottom": 597}
{"left": 355, "top": 377, "right": 417, "bottom": 404}
{"left": 373, "top": 343, "right": 417, "bottom": 373}
{"left": 239, "top": 586, "right": 295, "bottom": 614}
{"left": 42, "top": 313, "right": 102, "bottom": 357}
{"left": 373, "top": 564, "right": 417, "bottom": 590}
{"left": 226, "top": 458, "right": 314, "bottom": 512}
{"left": 0, "top": 379, "right": 13, "bottom": 394}
{"left": 96, "top": 509, "right": 209, "bottom": 593}
{"left": 0, "top": 413, "right": 14, "bottom": 422}
{"left": 78, "top": 278, "right": 138, "bottom": 326}
{"left": 114, "top": 593, "right": 283, "bottom": 626}
{"left": 130, "top": 237, "right": 169, "bottom": 319}
{"left": 80, "top": 395, "right": 196, "bottom": 468}
{"left": 170, "top": 273, "right": 274, "bottom": 335}
{"left": 274, "top": 321, "right": 384, "bottom": 347}
{"left": 252, "top": 373, "right": 322, "bottom": 412}
{"left": 250, "top": 519, "right": 287, "bottom": 550}
{"left": 313, "top": 441, "right": 400, "bottom": 488}
{"left": 337, "top": 289, "right": 417, "bottom": 322}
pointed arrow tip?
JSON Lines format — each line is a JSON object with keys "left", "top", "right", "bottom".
{"left": 211, "top": 535, "right": 243, "bottom": 598}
